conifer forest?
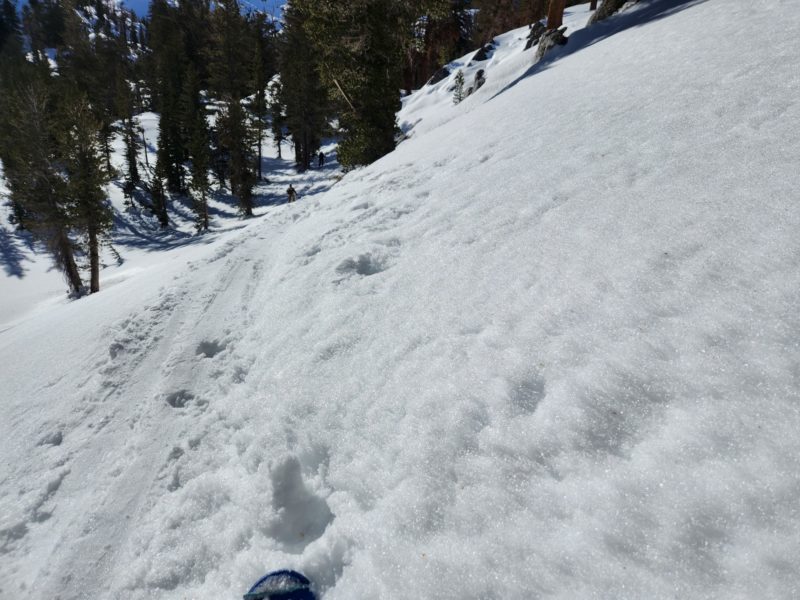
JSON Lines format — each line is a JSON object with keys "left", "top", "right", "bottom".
{"left": 0, "top": 0, "right": 589, "bottom": 295}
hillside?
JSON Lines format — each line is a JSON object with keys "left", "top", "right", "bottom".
{"left": 2, "top": 1, "right": 800, "bottom": 599}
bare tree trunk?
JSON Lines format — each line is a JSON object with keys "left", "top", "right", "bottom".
{"left": 302, "top": 130, "right": 310, "bottom": 171}
{"left": 141, "top": 128, "right": 150, "bottom": 170}
{"left": 201, "top": 189, "right": 209, "bottom": 231}
{"left": 55, "top": 229, "right": 83, "bottom": 296}
{"left": 590, "top": 0, "right": 598, "bottom": 9}
{"left": 88, "top": 224, "right": 100, "bottom": 293}
{"left": 242, "top": 191, "right": 254, "bottom": 217}
{"left": 153, "top": 178, "right": 169, "bottom": 228}
{"left": 102, "top": 131, "right": 113, "bottom": 175}
{"left": 403, "top": 49, "right": 415, "bottom": 95}
{"left": 125, "top": 119, "right": 140, "bottom": 184}
{"left": 546, "top": 0, "right": 568, "bottom": 29}
{"left": 257, "top": 128, "right": 263, "bottom": 180}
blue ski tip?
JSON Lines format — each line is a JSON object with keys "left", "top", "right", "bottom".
{"left": 244, "top": 570, "right": 315, "bottom": 600}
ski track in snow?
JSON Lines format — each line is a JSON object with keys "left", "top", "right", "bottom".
{"left": 32, "top": 224, "right": 294, "bottom": 599}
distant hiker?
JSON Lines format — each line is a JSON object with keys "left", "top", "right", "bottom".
{"left": 287, "top": 184, "right": 297, "bottom": 203}
{"left": 318, "top": 151, "right": 325, "bottom": 168}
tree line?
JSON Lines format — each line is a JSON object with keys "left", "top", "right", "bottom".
{"left": 0, "top": 0, "right": 611, "bottom": 296}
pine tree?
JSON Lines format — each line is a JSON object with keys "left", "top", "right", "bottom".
{"left": 147, "top": 0, "right": 189, "bottom": 194}
{"left": 249, "top": 28, "right": 267, "bottom": 181}
{"left": 218, "top": 99, "right": 256, "bottom": 216}
{"left": 298, "top": 0, "right": 440, "bottom": 168}
{"left": 21, "top": 1, "right": 45, "bottom": 59}
{"left": 58, "top": 0, "right": 93, "bottom": 79}
{"left": 1, "top": 74, "right": 83, "bottom": 294}
{"left": 188, "top": 108, "right": 211, "bottom": 231}
{"left": 267, "top": 79, "right": 287, "bottom": 160}
{"left": 249, "top": 14, "right": 277, "bottom": 181}
{"left": 174, "top": 0, "right": 211, "bottom": 85}
{"left": 115, "top": 54, "right": 141, "bottom": 185}
{"left": 182, "top": 66, "right": 212, "bottom": 231}
{"left": 279, "top": 0, "right": 327, "bottom": 171}
{"left": 20, "top": 0, "right": 66, "bottom": 61}
{"left": 208, "top": 0, "right": 256, "bottom": 215}
{"left": 129, "top": 19, "right": 138, "bottom": 46}
{"left": 209, "top": 127, "right": 229, "bottom": 189}
{"left": 298, "top": 0, "right": 405, "bottom": 168}
{"left": 0, "top": 0, "right": 22, "bottom": 108}
{"left": 207, "top": 0, "right": 250, "bottom": 101}
{"left": 58, "top": 0, "right": 118, "bottom": 175}
{"left": 180, "top": 63, "right": 202, "bottom": 150}
{"left": 162, "top": 102, "right": 186, "bottom": 193}
{"left": 0, "top": 0, "right": 30, "bottom": 228}
{"left": 93, "top": 32, "right": 123, "bottom": 174}
{"left": 0, "top": 0, "right": 20, "bottom": 52}
{"left": 57, "top": 88, "right": 113, "bottom": 294}
{"left": 41, "top": 0, "right": 64, "bottom": 48}
{"left": 452, "top": 69, "right": 465, "bottom": 104}
{"left": 151, "top": 155, "right": 170, "bottom": 228}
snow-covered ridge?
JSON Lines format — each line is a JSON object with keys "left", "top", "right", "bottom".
{"left": 2, "top": 1, "right": 800, "bottom": 599}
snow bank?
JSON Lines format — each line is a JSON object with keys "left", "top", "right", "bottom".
{"left": 2, "top": 1, "right": 800, "bottom": 599}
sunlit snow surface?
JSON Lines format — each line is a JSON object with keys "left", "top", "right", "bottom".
{"left": 2, "top": 1, "right": 800, "bottom": 598}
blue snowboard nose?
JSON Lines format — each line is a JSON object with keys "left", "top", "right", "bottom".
{"left": 243, "top": 570, "right": 316, "bottom": 600}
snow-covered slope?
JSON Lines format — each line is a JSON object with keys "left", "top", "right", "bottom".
{"left": 399, "top": 3, "right": 591, "bottom": 139}
{"left": 3, "top": 1, "right": 800, "bottom": 598}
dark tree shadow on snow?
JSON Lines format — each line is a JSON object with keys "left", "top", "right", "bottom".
{"left": 254, "top": 142, "right": 341, "bottom": 207}
{"left": 493, "top": 0, "right": 711, "bottom": 100}
{"left": 108, "top": 177, "right": 253, "bottom": 253}
{"left": 0, "top": 225, "right": 28, "bottom": 278}
{"left": 111, "top": 216, "right": 205, "bottom": 252}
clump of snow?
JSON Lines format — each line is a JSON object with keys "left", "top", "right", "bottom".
{"left": 2, "top": 1, "right": 800, "bottom": 599}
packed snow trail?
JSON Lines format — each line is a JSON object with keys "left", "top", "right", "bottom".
{"left": 3, "top": 1, "right": 800, "bottom": 598}
{"left": 1, "top": 223, "right": 268, "bottom": 597}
